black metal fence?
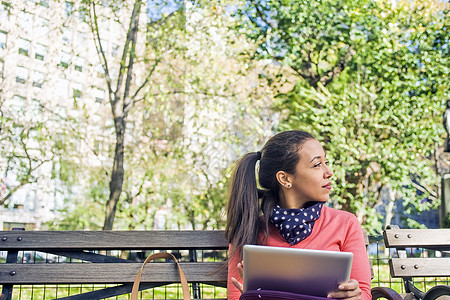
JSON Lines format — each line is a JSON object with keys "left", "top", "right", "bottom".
{"left": 1, "top": 235, "right": 449, "bottom": 299}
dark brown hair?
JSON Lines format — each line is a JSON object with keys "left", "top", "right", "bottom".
{"left": 225, "top": 130, "right": 315, "bottom": 261}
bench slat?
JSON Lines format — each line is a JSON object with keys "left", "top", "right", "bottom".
{"left": 389, "top": 258, "right": 450, "bottom": 277}
{"left": 0, "top": 231, "right": 228, "bottom": 250}
{"left": 384, "top": 229, "right": 450, "bottom": 250}
{"left": 0, "top": 262, "right": 227, "bottom": 284}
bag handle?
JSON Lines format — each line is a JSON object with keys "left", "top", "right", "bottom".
{"left": 131, "top": 252, "right": 191, "bottom": 300}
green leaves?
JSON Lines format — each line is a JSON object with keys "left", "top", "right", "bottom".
{"left": 269, "top": 0, "right": 448, "bottom": 231}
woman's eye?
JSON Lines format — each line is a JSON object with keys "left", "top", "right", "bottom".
{"left": 314, "top": 163, "right": 321, "bottom": 167}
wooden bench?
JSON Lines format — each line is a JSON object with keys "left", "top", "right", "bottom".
{"left": 0, "top": 229, "right": 229, "bottom": 300}
{"left": 372, "top": 225, "right": 450, "bottom": 300}
{"left": 2, "top": 227, "right": 428, "bottom": 300}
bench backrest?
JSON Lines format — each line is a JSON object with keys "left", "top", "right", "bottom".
{"left": 1, "top": 228, "right": 374, "bottom": 299}
{"left": 383, "top": 227, "right": 450, "bottom": 278}
{"left": 0, "top": 230, "right": 229, "bottom": 299}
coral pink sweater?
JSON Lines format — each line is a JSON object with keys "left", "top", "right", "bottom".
{"left": 227, "top": 206, "right": 372, "bottom": 300}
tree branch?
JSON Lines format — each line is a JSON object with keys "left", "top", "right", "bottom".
{"left": 112, "top": 0, "right": 142, "bottom": 112}
{"left": 319, "top": 46, "right": 355, "bottom": 86}
{"left": 125, "top": 57, "right": 163, "bottom": 114}
{"left": 122, "top": 0, "right": 143, "bottom": 118}
{"left": 89, "top": 2, "right": 113, "bottom": 97}
{"left": 250, "top": 0, "right": 272, "bottom": 28}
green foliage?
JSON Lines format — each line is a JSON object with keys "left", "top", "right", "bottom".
{"left": 443, "top": 213, "right": 450, "bottom": 229}
{"left": 235, "top": 0, "right": 449, "bottom": 231}
{"left": 235, "top": 0, "right": 377, "bottom": 88}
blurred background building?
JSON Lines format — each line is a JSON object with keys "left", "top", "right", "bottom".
{"left": 0, "top": 0, "right": 129, "bottom": 229}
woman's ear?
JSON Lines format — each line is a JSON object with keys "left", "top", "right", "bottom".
{"left": 276, "top": 171, "right": 292, "bottom": 189}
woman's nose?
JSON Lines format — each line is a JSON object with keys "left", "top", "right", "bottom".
{"left": 324, "top": 166, "right": 333, "bottom": 178}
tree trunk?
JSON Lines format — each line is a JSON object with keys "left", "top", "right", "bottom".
{"left": 103, "top": 116, "right": 126, "bottom": 230}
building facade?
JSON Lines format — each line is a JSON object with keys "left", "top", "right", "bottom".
{"left": 0, "top": 0, "right": 128, "bottom": 230}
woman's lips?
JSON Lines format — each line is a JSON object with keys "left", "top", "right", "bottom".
{"left": 322, "top": 183, "right": 332, "bottom": 190}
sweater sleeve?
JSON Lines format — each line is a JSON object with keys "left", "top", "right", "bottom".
{"left": 341, "top": 215, "right": 372, "bottom": 300}
{"left": 227, "top": 244, "right": 242, "bottom": 300}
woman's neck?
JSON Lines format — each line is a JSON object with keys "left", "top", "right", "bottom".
{"left": 278, "top": 190, "right": 308, "bottom": 209}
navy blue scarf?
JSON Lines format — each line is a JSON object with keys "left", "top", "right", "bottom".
{"left": 269, "top": 202, "right": 323, "bottom": 245}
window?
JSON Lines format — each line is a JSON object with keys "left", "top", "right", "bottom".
{"left": 72, "top": 82, "right": 82, "bottom": 98}
{"left": 59, "top": 51, "right": 70, "bottom": 69}
{"left": 30, "top": 98, "right": 42, "bottom": 122}
{"left": 64, "top": 1, "right": 74, "bottom": 17}
{"left": 3, "top": 222, "right": 35, "bottom": 231}
{"left": 56, "top": 78, "right": 69, "bottom": 98}
{"left": 36, "top": 17, "right": 49, "bottom": 39}
{"left": 39, "top": 0, "right": 49, "bottom": 8}
{"left": 31, "top": 99, "right": 42, "bottom": 116}
{"left": 111, "top": 44, "right": 119, "bottom": 57}
{"left": 18, "top": 38, "right": 31, "bottom": 56}
{"left": 99, "top": 39, "right": 108, "bottom": 55}
{"left": 12, "top": 95, "right": 26, "bottom": 115}
{"left": 62, "top": 27, "right": 72, "bottom": 44}
{"left": 78, "top": 6, "right": 88, "bottom": 22}
{"left": 0, "top": 31, "right": 6, "bottom": 49}
{"left": 96, "top": 63, "right": 105, "bottom": 76}
{"left": 94, "top": 88, "right": 104, "bottom": 103}
{"left": 31, "top": 71, "right": 44, "bottom": 88}
{"left": 0, "top": 3, "right": 10, "bottom": 23}
{"left": 74, "top": 56, "right": 84, "bottom": 72}
{"left": 15, "top": 66, "right": 28, "bottom": 84}
{"left": 76, "top": 31, "right": 86, "bottom": 48}
{"left": 19, "top": 11, "right": 33, "bottom": 34}
{"left": 35, "top": 43, "right": 47, "bottom": 60}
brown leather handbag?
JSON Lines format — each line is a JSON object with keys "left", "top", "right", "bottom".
{"left": 131, "top": 252, "right": 191, "bottom": 300}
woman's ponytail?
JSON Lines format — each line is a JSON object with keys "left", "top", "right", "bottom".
{"left": 225, "top": 152, "right": 260, "bottom": 261}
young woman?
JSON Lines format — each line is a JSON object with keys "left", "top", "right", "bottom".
{"left": 225, "top": 130, "right": 371, "bottom": 300}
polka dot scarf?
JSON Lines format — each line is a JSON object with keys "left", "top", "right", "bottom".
{"left": 269, "top": 202, "right": 323, "bottom": 245}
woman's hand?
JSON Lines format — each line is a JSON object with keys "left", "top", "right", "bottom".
{"left": 327, "top": 279, "right": 361, "bottom": 300}
{"left": 231, "top": 261, "right": 244, "bottom": 294}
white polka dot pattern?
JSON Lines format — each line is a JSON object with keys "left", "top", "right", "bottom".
{"left": 269, "top": 202, "right": 323, "bottom": 245}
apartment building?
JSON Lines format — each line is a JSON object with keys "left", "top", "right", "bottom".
{"left": 0, "top": 0, "right": 129, "bottom": 230}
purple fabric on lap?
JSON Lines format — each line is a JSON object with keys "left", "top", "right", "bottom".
{"left": 240, "top": 290, "right": 337, "bottom": 300}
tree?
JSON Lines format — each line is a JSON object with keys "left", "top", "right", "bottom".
{"left": 50, "top": 0, "right": 275, "bottom": 231}
{"left": 251, "top": 0, "right": 449, "bottom": 232}
{"left": 82, "top": 0, "right": 190, "bottom": 229}
{"left": 234, "top": 0, "right": 375, "bottom": 90}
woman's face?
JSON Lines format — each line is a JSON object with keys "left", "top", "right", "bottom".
{"left": 289, "top": 139, "right": 333, "bottom": 205}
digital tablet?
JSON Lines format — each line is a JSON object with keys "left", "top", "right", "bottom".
{"left": 243, "top": 245, "right": 353, "bottom": 297}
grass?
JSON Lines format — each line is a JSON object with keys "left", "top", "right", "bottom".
{"left": 1, "top": 284, "right": 227, "bottom": 299}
